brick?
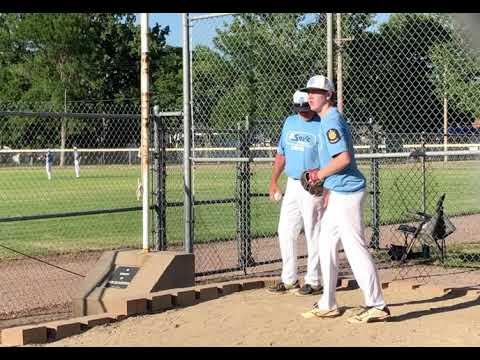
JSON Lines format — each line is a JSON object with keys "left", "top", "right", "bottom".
{"left": 128, "top": 297, "right": 148, "bottom": 315}
{"left": 242, "top": 280, "right": 265, "bottom": 290}
{"left": 115, "top": 314, "right": 128, "bottom": 321}
{"left": 77, "top": 314, "right": 115, "bottom": 329}
{"left": 45, "top": 321, "right": 82, "bottom": 341}
{"left": 262, "top": 278, "right": 277, "bottom": 288}
{"left": 383, "top": 280, "right": 406, "bottom": 291}
{"left": 150, "top": 294, "right": 174, "bottom": 313}
{"left": 341, "top": 279, "right": 358, "bottom": 289}
{"left": 174, "top": 290, "right": 196, "bottom": 307}
{"left": 221, "top": 283, "right": 242, "bottom": 295}
{"left": 1, "top": 325, "right": 47, "bottom": 346}
{"left": 387, "top": 280, "right": 422, "bottom": 291}
{"left": 107, "top": 297, "right": 148, "bottom": 316}
{"left": 198, "top": 286, "right": 219, "bottom": 301}
{"left": 254, "top": 277, "right": 278, "bottom": 288}
{"left": 411, "top": 283, "right": 444, "bottom": 296}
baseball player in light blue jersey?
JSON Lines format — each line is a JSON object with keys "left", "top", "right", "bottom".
{"left": 301, "top": 75, "right": 390, "bottom": 323}
{"left": 45, "top": 149, "right": 53, "bottom": 180}
{"left": 73, "top": 146, "right": 81, "bottom": 178}
{"left": 267, "top": 90, "right": 325, "bottom": 296}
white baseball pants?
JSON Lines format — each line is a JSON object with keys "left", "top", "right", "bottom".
{"left": 74, "top": 160, "right": 80, "bottom": 178}
{"left": 316, "top": 189, "right": 385, "bottom": 310}
{"left": 45, "top": 163, "right": 52, "bottom": 180}
{"left": 278, "top": 177, "right": 324, "bottom": 287}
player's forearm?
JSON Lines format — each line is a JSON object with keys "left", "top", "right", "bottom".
{"left": 270, "top": 153, "right": 285, "bottom": 185}
{"left": 316, "top": 151, "right": 351, "bottom": 180}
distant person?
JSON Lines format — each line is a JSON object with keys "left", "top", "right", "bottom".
{"left": 12, "top": 153, "right": 20, "bottom": 165}
{"left": 45, "top": 150, "right": 53, "bottom": 180}
{"left": 73, "top": 146, "right": 81, "bottom": 178}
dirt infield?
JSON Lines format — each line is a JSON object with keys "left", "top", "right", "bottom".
{"left": 0, "top": 251, "right": 102, "bottom": 327}
{"left": 1, "top": 213, "right": 479, "bottom": 331}
{"left": 42, "top": 280, "right": 480, "bottom": 347}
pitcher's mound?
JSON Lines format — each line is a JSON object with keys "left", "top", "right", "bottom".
{"left": 46, "top": 280, "right": 480, "bottom": 347}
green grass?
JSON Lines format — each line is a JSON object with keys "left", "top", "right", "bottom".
{"left": 370, "top": 241, "right": 480, "bottom": 269}
{"left": 0, "top": 160, "right": 479, "bottom": 259}
{"left": 441, "top": 243, "right": 480, "bottom": 268}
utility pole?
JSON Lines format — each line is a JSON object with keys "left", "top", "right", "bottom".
{"left": 60, "top": 89, "right": 67, "bottom": 167}
{"left": 335, "top": 13, "right": 353, "bottom": 114}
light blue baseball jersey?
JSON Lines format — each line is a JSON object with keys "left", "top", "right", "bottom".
{"left": 317, "top": 107, "right": 366, "bottom": 192}
{"left": 277, "top": 114, "right": 322, "bottom": 179}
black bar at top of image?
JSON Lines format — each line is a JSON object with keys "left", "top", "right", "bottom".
{"left": 5, "top": 0, "right": 478, "bottom": 13}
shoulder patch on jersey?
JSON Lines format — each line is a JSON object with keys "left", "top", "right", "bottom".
{"left": 327, "top": 128, "right": 341, "bottom": 144}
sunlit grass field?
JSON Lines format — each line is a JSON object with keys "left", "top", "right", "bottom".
{"left": 0, "top": 160, "right": 479, "bottom": 258}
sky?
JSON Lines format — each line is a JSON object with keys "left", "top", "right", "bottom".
{"left": 148, "top": 13, "right": 220, "bottom": 48}
{"left": 147, "top": 13, "right": 392, "bottom": 48}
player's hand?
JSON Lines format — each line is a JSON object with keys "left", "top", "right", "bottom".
{"left": 306, "top": 169, "right": 321, "bottom": 184}
{"left": 268, "top": 182, "right": 282, "bottom": 201}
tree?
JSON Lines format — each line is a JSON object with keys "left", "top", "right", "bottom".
{"left": 0, "top": 14, "right": 180, "bottom": 150}
{"left": 342, "top": 14, "right": 456, "bottom": 140}
{"left": 0, "top": 14, "right": 93, "bottom": 152}
{"left": 430, "top": 41, "right": 480, "bottom": 124}
{"left": 192, "top": 13, "right": 330, "bottom": 133}
{"left": 151, "top": 45, "right": 183, "bottom": 111}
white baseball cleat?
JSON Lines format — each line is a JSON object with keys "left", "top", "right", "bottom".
{"left": 266, "top": 280, "right": 300, "bottom": 294}
{"left": 347, "top": 306, "right": 391, "bottom": 323}
{"left": 301, "top": 303, "right": 341, "bottom": 319}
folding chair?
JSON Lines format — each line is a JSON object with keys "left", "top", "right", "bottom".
{"left": 395, "top": 212, "right": 432, "bottom": 262}
{"left": 421, "top": 194, "right": 456, "bottom": 259}
{"left": 394, "top": 194, "right": 456, "bottom": 263}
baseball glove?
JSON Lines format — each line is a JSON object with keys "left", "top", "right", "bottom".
{"left": 300, "top": 170, "right": 324, "bottom": 196}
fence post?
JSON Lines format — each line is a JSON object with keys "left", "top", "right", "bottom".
{"left": 369, "top": 118, "right": 380, "bottom": 249}
{"left": 421, "top": 132, "right": 427, "bottom": 214}
{"left": 153, "top": 113, "right": 167, "bottom": 251}
{"left": 182, "top": 13, "right": 194, "bottom": 254}
{"left": 327, "top": 13, "right": 334, "bottom": 81}
{"left": 236, "top": 117, "right": 253, "bottom": 273}
{"left": 140, "top": 13, "right": 150, "bottom": 251}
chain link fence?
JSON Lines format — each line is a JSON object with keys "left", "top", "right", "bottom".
{"left": 188, "top": 13, "right": 480, "bottom": 279}
{"left": 0, "top": 100, "right": 148, "bottom": 322}
{"left": 189, "top": 14, "right": 328, "bottom": 277}
{"left": 1, "top": 12, "right": 479, "bottom": 326}
{"left": 339, "top": 13, "right": 480, "bottom": 275}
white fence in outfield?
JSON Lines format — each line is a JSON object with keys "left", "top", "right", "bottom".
{"left": 2, "top": 147, "right": 479, "bottom": 169}
{"left": 1, "top": 143, "right": 479, "bottom": 162}
{"left": 1, "top": 143, "right": 480, "bottom": 154}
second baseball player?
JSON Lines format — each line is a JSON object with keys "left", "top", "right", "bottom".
{"left": 267, "top": 90, "right": 325, "bottom": 296}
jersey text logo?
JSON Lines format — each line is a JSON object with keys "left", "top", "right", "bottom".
{"left": 286, "top": 131, "right": 315, "bottom": 148}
